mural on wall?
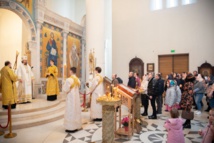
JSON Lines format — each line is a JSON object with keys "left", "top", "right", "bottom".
{"left": 15, "top": 0, "right": 34, "bottom": 18}
{"left": 66, "top": 33, "right": 82, "bottom": 78}
{"left": 40, "top": 23, "right": 63, "bottom": 78}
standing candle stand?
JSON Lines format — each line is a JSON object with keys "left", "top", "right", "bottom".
{"left": 4, "top": 103, "right": 17, "bottom": 138}
{"left": 97, "top": 92, "right": 121, "bottom": 143}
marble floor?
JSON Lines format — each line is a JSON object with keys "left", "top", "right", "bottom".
{"left": 0, "top": 98, "right": 209, "bottom": 143}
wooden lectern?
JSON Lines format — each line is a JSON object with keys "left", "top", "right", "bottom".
{"left": 115, "top": 84, "right": 142, "bottom": 138}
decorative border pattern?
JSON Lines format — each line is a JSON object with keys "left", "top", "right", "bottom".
{"left": 0, "top": 0, "right": 36, "bottom": 41}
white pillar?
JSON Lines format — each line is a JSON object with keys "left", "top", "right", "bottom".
{"left": 35, "top": 21, "right": 43, "bottom": 83}
{"left": 62, "top": 31, "right": 68, "bottom": 79}
{"left": 104, "top": 0, "right": 112, "bottom": 79}
{"left": 86, "top": 0, "right": 105, "bottom": 80}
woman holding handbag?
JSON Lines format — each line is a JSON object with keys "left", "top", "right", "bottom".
{"left": 181, "top": 87, "right": 194, "bottom": 129}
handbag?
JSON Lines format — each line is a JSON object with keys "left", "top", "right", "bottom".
{"left": 181, "top": 106, "right": 194, "bottom": 120}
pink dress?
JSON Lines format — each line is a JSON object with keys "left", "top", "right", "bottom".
{"left": 164, "top": 118, "right": 185, "bottom": 143}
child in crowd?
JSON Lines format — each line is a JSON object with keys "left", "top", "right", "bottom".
{"left": 199, "top": 108, "right": 214, "bottom": 143}
{"left": 165, "top": 80, "right": 181, "bottom": 111}
{"left": 164, "top": 108, "right": 185, "bottom": 143}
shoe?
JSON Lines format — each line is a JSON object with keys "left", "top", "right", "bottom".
{"left": 194, "top": 110, "right": 198, "bottom": 113}
{"left": 148, "top": 115, "right": 157, "bottom": 119}
{"left": 183, "top": 124, "right": 191, "bottom": 129}
{"left": 205, "top": 108, "right": 211, "bottom": 112}
{"left": 93, "top": 118, "right": 102, "bottom": 121}
{"left": 26, "top": 101, "right": 31, "bottom": 103}
{"left": 19, "top": 102, "right": 27, "bottom": 104}
{"left": 65, "top": 129, "right": 78, "bottom": 133}
{"left": 157, "top": 112, "right": 162, "bottom": 114}
{"left": 195, "top": 111, "right": 201, "bottom": 115}
{"left": 141, "top": 113, "right": 148, "bottom": 116}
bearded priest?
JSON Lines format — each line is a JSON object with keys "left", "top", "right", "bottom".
{"left": 0, "top": 61, "right": 18, "bottom": 109}
{"left": 17, "top": 56, "right": 34, "bottom": 104}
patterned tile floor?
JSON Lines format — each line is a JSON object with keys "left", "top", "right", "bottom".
{"left": 0, "top": 102, "right": 208, "bottom": 143}
{"left": 62, "top": 115, "right": 205, "bottom": 143}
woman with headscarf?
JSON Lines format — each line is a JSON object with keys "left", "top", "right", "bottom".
{"left": 165, "top": 80, "right": 181, "bottom": 111}
{"left": 193, "top": 74, "right": 205, "bottom": 115}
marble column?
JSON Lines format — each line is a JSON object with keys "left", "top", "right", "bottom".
{"left": 31, "top": 21, "right": 43, "bottom": 96}
{"left": 86, "top": 0, "right": 105, "bottom": 80}
{"left": 35, "top": 22, "right": 43, "bottom": 83}
{"left": 62, "top": 31, "right": 68, "bottom": 80}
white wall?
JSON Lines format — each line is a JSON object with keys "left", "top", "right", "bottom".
{"left": 75, "top": 0, "right": 86, "bottom": 25}
{"left": 104, "top": 0, "right": 112, "bottom": 78}
{"left": 0, "top": 9, "right": 23, "bottom": 68}
{"left": 112, "top": 0, "right": 214, "bottom": 84}
{"left": 45, "top": 0, "right": 86, "bottom": 25}
{"left": 46, "top": 0, "right": 75, "bottom": 21}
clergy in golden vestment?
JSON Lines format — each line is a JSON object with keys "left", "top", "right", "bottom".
{"left": 45, "top": 60, "right": 59, "bottom": 101}
{"left": 0, "top": 61, "right": 18, "bottom": 109}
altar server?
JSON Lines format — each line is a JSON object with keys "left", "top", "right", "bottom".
{"left": 63, "top": 67, "right": 82, "bottom": 133}
{"left": 89, "top": 67, "right": 104, "bottom": 121}
{"left": 17, "top": 56, "right": 34, "bottom": 103}
{"left": 0, "top": 61, "right": 18, "bottom": 109}
{"left": 45, "top": 59, "right": 59, "bottom": 101}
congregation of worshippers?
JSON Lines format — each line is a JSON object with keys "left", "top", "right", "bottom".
{"left": 1, "top": 58, "right": 214, "bottom": 143}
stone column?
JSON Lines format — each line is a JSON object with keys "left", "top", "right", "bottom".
{"left": 86, "top": 0, "right": 105, "bottom": 80}
{"left": 35, "top": 22, "right": 43, "bottom": 83}
{"left": 62, "top": 31, "right": 68, "bottom": 80}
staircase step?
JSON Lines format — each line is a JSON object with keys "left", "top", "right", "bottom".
{"left": 0, "top": 101, "right": 65, "bottom": 122}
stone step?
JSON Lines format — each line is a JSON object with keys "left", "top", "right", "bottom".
{"left": 0, "top": 98, "right": 65, "bottom": 115}
{"left": 0, "top": 101, "right": 65, "bottom": 122}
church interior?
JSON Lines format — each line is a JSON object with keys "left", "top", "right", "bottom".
{"left": 0, "top": 0, "right": 214, "bottom": 143}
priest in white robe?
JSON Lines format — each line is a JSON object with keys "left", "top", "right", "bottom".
{"left": 17, "top": 56, "right": 34, "bottom": 103}
{"left": 89, "top": 67, "right": 104, "bottom": 121}
{"left": 63, "top": 67, "right": 82, "bottom": 133}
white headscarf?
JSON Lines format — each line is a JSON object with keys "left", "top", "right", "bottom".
{"left": 197, "top": 74, "right": 203, "bottom": 82}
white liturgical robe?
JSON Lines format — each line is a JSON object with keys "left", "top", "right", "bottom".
{"left": 63, "top": 75, "right": 82, "bottom": 130}
{"left": 17, "top": 63, "right": 34, "bottom": 103}
{"left": 90, "top": 74, "right": 104, "bottom": 119}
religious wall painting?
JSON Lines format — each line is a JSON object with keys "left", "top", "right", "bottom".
{"left": 16, "top": 0, "right": 34, "bottom": 18}
{"left": 66, "top": 33, "right": 82, "bottom": 78}
{"left": 147, "top": 63, "right": 154, "bottom": 72}
{"left": 41, "top": 23, "right": 63, "bottom": 78}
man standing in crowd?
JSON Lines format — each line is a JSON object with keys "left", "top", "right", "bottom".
{"left": 148, "top": 72, "right": 157, "bottom": 119}
{"left": 17, "top": 56, "right": 34, "bottom": 104}
{"left": 155, "top": 74, "right": 164, "bottom": 114}
{"left": 128, "top": 72, "right": 136, "bottom": 88}
{"left": 112, "top": 74, "right": 119, "bottom": 87}
{"left": 193, "top": 71, "right": 198, "bottom": 77}
{"left": 0, "top": 61, "right": 18, "bottom": 109}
